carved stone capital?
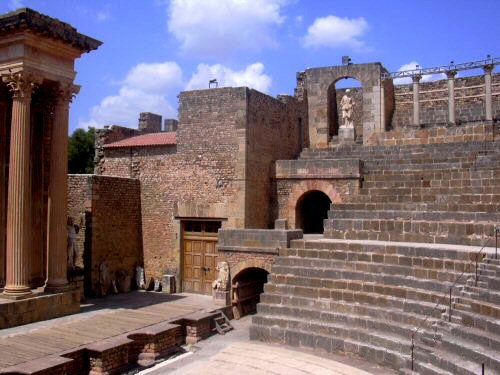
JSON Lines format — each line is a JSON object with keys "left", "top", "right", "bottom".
{"left": 446, "top": 70, "right": 457, "bottom": 79}
{"left": 2, "top": 71, "right": 42, "bottom": 99}
{"left": 412, "top": 74, "right": 422, "bottom": 83}
{"left": 483, "top": 64, "right": 494, "bottom": 74}
{"left": 55, "top": 82, "right": 80, "bottom": 105}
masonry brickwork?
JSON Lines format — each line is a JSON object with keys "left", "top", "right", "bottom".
{"left": 67, "top": 175, "right": 143, "bottom": 296}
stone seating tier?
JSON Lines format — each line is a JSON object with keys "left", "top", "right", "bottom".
{"left": 251, "top": 239, "right": 500, "bottom": 374}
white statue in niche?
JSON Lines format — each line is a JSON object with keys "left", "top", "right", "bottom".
{"left": 340, "top": 89, "right": 355, "bottom": 129}
{"left": 212, "top": 261, "right": 230, "bottom": 292}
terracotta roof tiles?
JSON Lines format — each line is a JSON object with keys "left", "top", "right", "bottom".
{"left": 104, "top": 132, "right": 176, "bottom": 148}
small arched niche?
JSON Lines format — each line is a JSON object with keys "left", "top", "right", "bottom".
{"left": 327, "top": 77, "right": 363, "bottom": 139}
{"left": 295, "top": 190, "right": 332, "bottom": 234}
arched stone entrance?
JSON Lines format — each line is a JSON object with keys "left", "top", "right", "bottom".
{"left": 231, "top": 265, "right": 270, "bottom": 319}
{"left": 295, "top": 190, "right": 332, "bottom": 234}
{"left": 304, "top": 63, "right": 394, "bottom": 148}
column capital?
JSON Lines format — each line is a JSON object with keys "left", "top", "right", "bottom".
{"left": 446, "top": 70, "right": 458, "bottom": 79}
{"left": 412, "top": 74, "right": 422, "bottom": 83}
{"left": 2, "top": 71, "right": 42, "bottom": 99}
{"left": 483, "top": 64, "right": 494, "bottom": 74}
{"left": 55, "top": 82, "right": 80, "bottom": 105}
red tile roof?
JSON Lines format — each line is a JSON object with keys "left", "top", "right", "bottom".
{"left": 104, "top": 132, "right": 177, "bottom": 148}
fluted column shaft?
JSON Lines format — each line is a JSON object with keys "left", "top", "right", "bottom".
{"left": 412, "top": 75, "right": 421, "bottom": 126}
{"left": 447, "top": 70, "right": 457, "bottom": 125}
{"left": 45, "top": 85, "right": 75, "bottom": 292}
{"left": 3, "top": 72, "right": 37, "bottom": 299}
{"left": 484, "top": 64, "right": 494, "bottom": 122}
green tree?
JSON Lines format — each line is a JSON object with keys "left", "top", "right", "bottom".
{"left": 68, "top": 127, "right": 95, "bottom": 174}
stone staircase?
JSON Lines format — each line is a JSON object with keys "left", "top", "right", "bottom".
{"left": 251, "top": 137, "right": 500, "bottom": 374}
{"left": 250, "top": 239, "right": 500, "bottom": 374}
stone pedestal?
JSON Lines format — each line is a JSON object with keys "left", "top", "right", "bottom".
{"left": 213, "top": 290, "right": 230, "bottom": 306}
{"left": 339, "top": 126, "right": 356, "bottom": 144}
{"left": 162, "top": 274, "right": 176, "bottom": 294}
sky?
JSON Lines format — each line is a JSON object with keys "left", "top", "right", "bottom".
{"left": 0, "top": 0, "right": 498, "bottom": 133}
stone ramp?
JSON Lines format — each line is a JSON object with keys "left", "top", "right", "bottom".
{"left": 0, "top": 292, "right": 221, "bottom": 373}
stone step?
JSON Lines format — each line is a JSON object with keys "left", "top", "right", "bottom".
{"left": 413, "top": 361, "right": 454, "bottom": 375}
{"left": 365, "top": 162, "right": 475, "bottom": 172}
{"left": 293, "top": 239, "right": 484, "bottom": 262}
{"left": 448, "top": 323, "right": 500, "bottom": 352}
{"left": 358, "top": 186, "right": 500, "bottom": 196}
{"left": 264, "top": 283, "right": 446, "bottom": 318}
{"left": 324, "top": 218, "right": 496, "bottom": 246}
{"left": 250, "top": 318, "right": 412, "bottom": 371}
{"left": 440, "top": 332, "right": 500, "bottom": 371}
{"left": 416, "top": 348, "right": 494, "bottom": 375}
{"left": 460, "top": 286, "right": 500, "bottom": 305}
{"left": 255, "top": 304, "right": 418, "bottom": 352}
{"left": 275, "top": 256, "right": 468, "bottom": 284}
{"left": 331, "top": 202, "right": 500, "bottom": 214}
{"left": 353, "top": 192, "right": 500, "bottom": 204}
{"left": 270, "top": 263, "right": 463, "bottom": 294}
{"left": 328, "top": 208, "right": 500, "bottom": 223}
{"left": 456, "top": 297, "right": 500, "bottom": 319}
{"left": 362, "top": 178, "right": 500, "bottom": 189}
{"left": 259, "top": 292, "right": 440, "bottom": 329}
{"left": 451, "top": 309, "right": 500, "bottom": 336}
{"left": 363, "top": 168, "right": 500, "bottom": 182}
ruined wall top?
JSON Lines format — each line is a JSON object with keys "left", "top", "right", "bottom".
{"left": 0, "top": 8, "right": 102, "bottom": 53}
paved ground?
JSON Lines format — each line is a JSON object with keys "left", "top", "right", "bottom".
{"left": 142, "top": 316, "right": 396, "bottom": 375}
{"left": 0, "top": 292, "right": 215, "bottom": 369}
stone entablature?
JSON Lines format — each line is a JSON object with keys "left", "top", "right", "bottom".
{"left": 275, "top": 159, "right": 363, "bottom": 180}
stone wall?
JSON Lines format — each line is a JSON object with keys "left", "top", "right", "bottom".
{"left": 95, "top": 125, "right": 142, "bottom": 174}
{"left": 67, "top": 175, "right": 143, "bottom": 296}
{"left": 392, "top": 73, "right": 500, "bottom": 128}
{"left": 246, "top": 90, "right": 306, "bottom": 229}
{"left": 366, "top": 122, "right": 498, "bottom": 146}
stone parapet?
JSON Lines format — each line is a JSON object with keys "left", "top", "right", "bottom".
{"left": 218, "top": 229, "right": 303, "bottom": 250}
{"left": 275, "top": 158, "right": 362, "bottom": 180}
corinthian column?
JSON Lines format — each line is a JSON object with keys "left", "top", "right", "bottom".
{"left": 412, "top": 74, "right": 422, "bottom": 127}
{"left": 2, "top": 71, "right": 39, "bottom": 299}
{"left": 45, "top": 83, "right": 79, "bottom": 293}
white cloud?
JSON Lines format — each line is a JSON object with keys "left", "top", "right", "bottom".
{"left": 186, "top": 63, "right": 272, "bottom": 93}
{"left": 80, "top": 62, "right": 183, "bottom": 129}
{"left": 96, "top": 10, "right": 110, "bottom": 23}
{"left": 393, "top": 61, "right": 447, "bottom": 85}
{"left": 8, "top": 0, "right": 24, "bottom": 10}
{"left": 302, "top": 15, "right": 369, "bottom": 50}
{"left": 167, "top": 0, "right": 287, "bottom": 58}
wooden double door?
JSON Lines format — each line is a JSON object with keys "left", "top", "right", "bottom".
{"left": 182, "top": 221, "right": 221, "bottom": 294}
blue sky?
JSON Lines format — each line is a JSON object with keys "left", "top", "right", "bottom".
{"left": 1, "top": 0, "right": 499, "bottom": 133}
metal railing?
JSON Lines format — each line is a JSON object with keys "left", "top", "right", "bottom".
{"left": 382, "top": 56, "right": 500, "bottom": 80}
{"left": 409, "top": 227, "right": 499, "bottom": 371}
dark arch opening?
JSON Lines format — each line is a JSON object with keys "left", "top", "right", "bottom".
{"left": 296, "top": 190, "right": 332, "bottom": 234}
{"left": 327, "top": 77, "right": 363, "bottom": 139}
{"left": 232, "top": 267, "right": 269, "bottom": 319}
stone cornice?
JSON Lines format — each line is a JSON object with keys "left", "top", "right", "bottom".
{"left": 0, "top": 8, "right": 102, "bottom": 53}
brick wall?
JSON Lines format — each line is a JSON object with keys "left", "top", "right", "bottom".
{"left": 392, "top": 73, "right": 500, "bottom": 128}
{"left": 67, "top": 175, "right": 143, "bottom": 296}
